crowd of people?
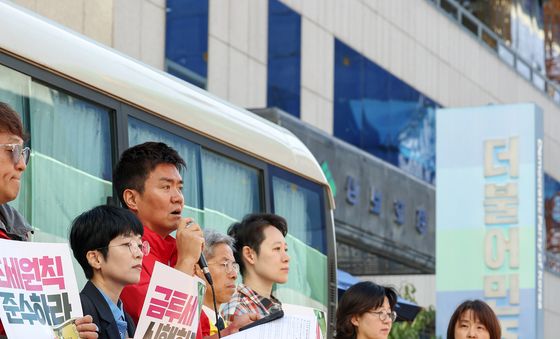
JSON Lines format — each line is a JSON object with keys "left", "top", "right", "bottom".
{"left": 0, "top": 101, "right": 502, "bottom": 339}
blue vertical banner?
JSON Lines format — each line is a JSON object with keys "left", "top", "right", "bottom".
{"left": 436, "top": 104, "right": 544, "bottom": 339}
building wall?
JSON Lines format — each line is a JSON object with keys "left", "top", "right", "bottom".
{"left": 207, "top": 0, "right": 267, "bottom": 108}
{"left": 277, "top": 0, "right": 560, "bottom": 181}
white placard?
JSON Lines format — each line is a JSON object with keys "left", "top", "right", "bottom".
{"left": 134, "top": 261, "right": 205, "bottom": 339}
{"left": 224, "top": 303, "right": 326, "bottom": 339}
{"left": 0, "top": 239, "right": 83, "bottom": 338}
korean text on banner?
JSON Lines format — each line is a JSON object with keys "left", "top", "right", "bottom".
{"left": 0, "top": 239, "right": 83, "bottom": 338}
{"left": 134, "top": 261, "right": 206, "bottom": 339}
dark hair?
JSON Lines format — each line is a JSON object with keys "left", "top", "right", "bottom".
{"left": 0, "top": 102, "right": 25, "bottom": 140}
{"left": 69, "top": 205, "right": 144, "bottom": 279}
{"left": 446, "top": 300, "right": 501, "bottom": 339}
{"left": 227, "top": 213, "right": 288, "bottom": 276}
{"left": 335, "top": 281, "right": 398, "bottom": 339}
{"left": 113, "top": 142, "right": 186, "bottom": 208}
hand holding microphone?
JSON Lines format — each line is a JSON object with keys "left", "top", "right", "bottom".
{"left": 175, "top": 218, "right": 205, "bottom": 277}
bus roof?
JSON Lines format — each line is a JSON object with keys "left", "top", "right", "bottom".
{"left": 0, "top": 1, "right": 334, "bottom": 207}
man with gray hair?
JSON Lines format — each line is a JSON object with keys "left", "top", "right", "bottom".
{"left": 195, "top": 229, "right": 244, "bottom": 336}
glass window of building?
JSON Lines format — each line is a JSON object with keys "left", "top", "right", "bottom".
{"left": 165, "top": 0, "right": 209, "bottom": 89}
{"left": 267, "top": 0, "right": 301, "bottom": 118}
{"left": 334, "top": 39, "right": 438, "bottom": 184}
{"left": 0, "top": 64, "right": 113, "bottom": 244}
{"left": 270, "top": 167, "right": 328, "bottom": 310}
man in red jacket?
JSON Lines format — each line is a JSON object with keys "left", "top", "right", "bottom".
{"left": 0, "top": 102, "right": 98, "bottom": 338}
{"left": 115, "top": 142, "right": 256, "bottom": 339}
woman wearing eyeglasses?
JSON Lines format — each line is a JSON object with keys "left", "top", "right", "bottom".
{"left": 70, "top": 205, "right": 150, "bottom": 339}
{"left": 335, "top": 281, "right": 398, "bottom": 339}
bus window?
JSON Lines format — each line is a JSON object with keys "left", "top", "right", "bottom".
{"left": 0, "top": 64, "right": 113, "bottom": 244}
{"left": 270, "top": 167, "right": 328, "bottom": 311}
{"left": 200, "top": 148, "right": 262, "bottom": 233}
{"left": 128, "top": 116, "right": 203, "bottom": 222}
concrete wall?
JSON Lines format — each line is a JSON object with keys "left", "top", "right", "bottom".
{"left": 207, "top": 0, "right": 268, "bottom": 108}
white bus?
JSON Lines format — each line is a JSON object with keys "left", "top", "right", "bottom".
{"left": 0, "top": 0, "right": 337, "bottom": 336}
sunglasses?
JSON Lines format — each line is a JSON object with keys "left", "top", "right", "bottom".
{"left": 0, "top": 143, "right": 30, "bottom": 165}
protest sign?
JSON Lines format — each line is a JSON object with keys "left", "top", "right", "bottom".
{"left": 134, "top": 261, "right": 205, "bottom": 339}
{"left": 0, "top": 239, "right": 82, "bottom": 338}
{"left": 224, "top": 303, "right": 326, "bottom": 339}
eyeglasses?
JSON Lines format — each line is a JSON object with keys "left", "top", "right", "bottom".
{"left": 209, "top": 261, "right": 239, "bottom": 274}
{"left": 367, "top": 310, "right": 397, "bottom": 322}
{"left": 97, "top": 240, "right": 150, "bottom": 256}
{"left": 0, "top": 143, "right": 30, "bottom": 165}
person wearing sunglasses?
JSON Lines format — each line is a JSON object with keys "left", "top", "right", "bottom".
{"left": 0, "top": 102, "right": 99, "bottom": 339}
{"left": 70, "top": 205, "right": 149, "bottom": 339}
{"left": 0, "top": 102, "right": 31, "bottom": 242}
{"left": 335, "top": 281, "right": 398, "bottom": 339}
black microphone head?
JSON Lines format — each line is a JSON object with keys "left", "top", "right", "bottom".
{"left": 198, "top": 253, "right": 208, "bottom": 268}
{"left": 199, "top": 253, "right": 213, "bottom": 285}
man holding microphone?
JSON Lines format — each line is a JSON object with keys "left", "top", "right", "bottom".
{"left": 115, "top": 142, "right": 256, "bottom": 338}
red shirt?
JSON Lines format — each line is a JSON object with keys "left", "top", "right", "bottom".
{"left": 200, "top": 310, "right": 210, "bottom": 337}
{"left": 0, "top": 228, "right": 9, "bottom": 240}
{"left": 120, "top": 226, "right": 203, "bottom": 339}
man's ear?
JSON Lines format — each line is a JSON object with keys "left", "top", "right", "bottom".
{"left": 122, "top": 189, "right": 140, "bottom": 211}
{"left": 86, "top": 250, "right": 103, "bottom": 270}
{"left": 242, "top": 246, "right": 255, "bottom": 265}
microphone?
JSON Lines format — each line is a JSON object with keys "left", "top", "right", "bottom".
{"left": 185, "top": 219, "right": 214, "bottom": 286}
{"left": 186, "top": 219, "right": 221, "bottom": 336}
{"left": 198, "top": 254, "right": 213, "bottom": 286}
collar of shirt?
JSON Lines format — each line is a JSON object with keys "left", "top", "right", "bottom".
{"left": 237, "top": 283, "right": 282, "bottom": 311}
{"left": 96, "top": 286, "right": 127, "bottom": 338}
{"left": 142, "top": 225, "right": 177, "bottom": 266}
{"left": 202, "top": 305, "right": 227, "bottom": 335}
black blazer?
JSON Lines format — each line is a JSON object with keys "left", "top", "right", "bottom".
{"left": 80, "top": 281, "right": 136, "bottom": 339}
